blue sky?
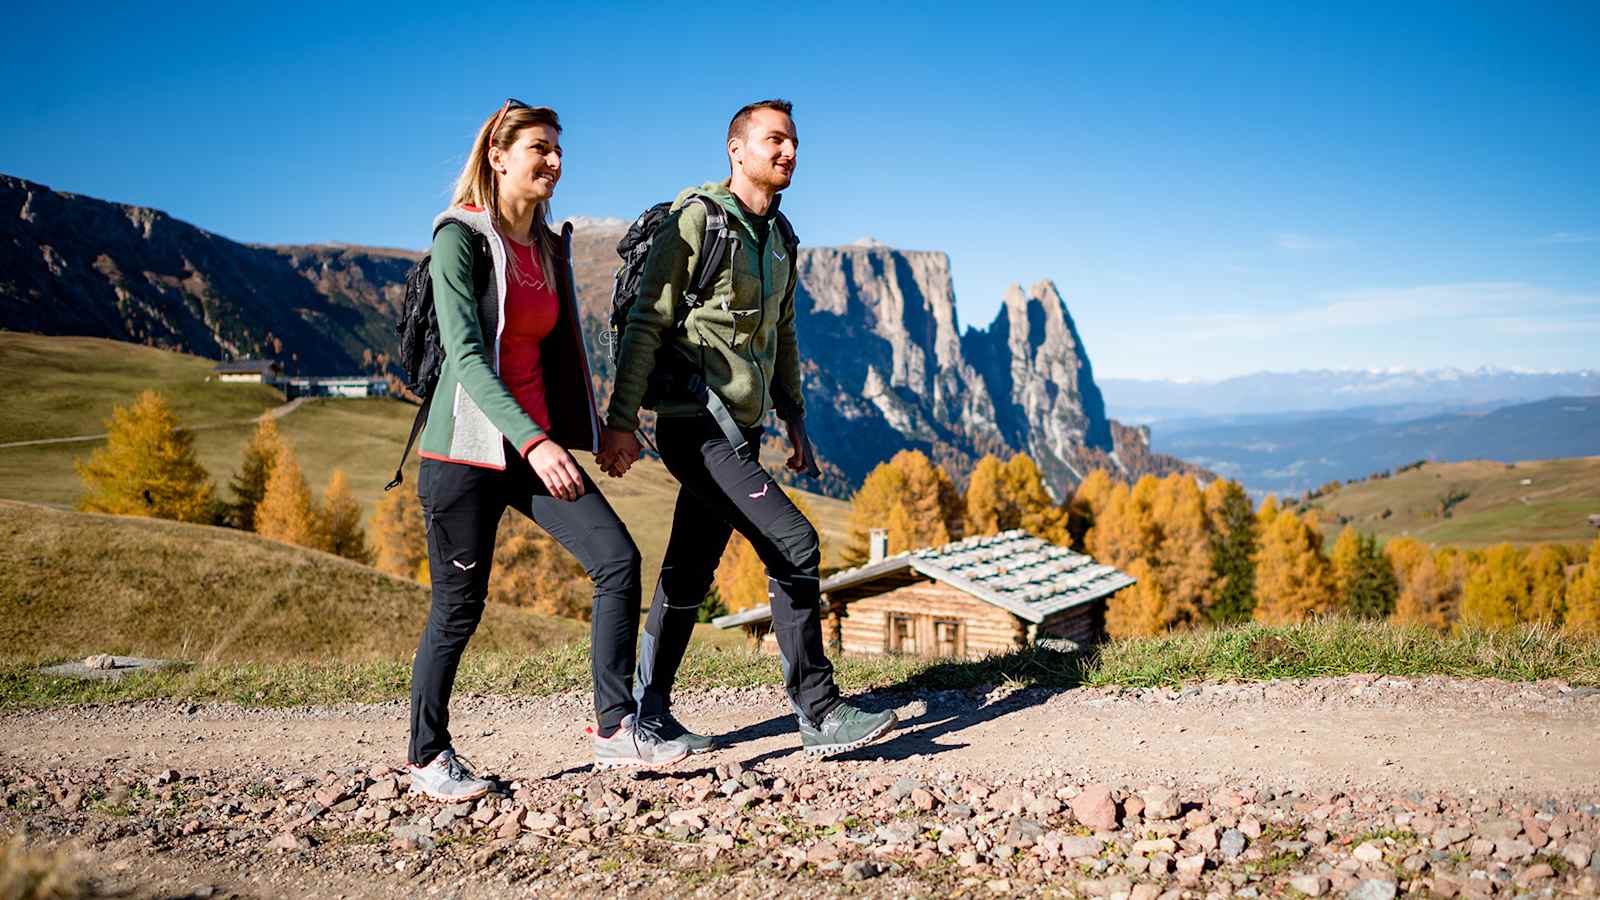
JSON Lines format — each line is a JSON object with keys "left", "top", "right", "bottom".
{"left": 2, "top": 2, "right": 1596, "bottom": 379}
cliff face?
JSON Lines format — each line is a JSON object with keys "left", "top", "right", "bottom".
{"left": 1, "top": 175, "right": 408, "bottom": 374}
{"left": 1, "top": 175, "right": 1201, "bottom": 496}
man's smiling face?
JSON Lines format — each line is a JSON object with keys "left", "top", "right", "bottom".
{"left": 732, "top": 108, "right": 798, "bottom": 192}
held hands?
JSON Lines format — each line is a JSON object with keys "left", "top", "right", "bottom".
{"left": 785, "top": 417, "right": 818, "bottom": 476}
{"left": 597, "top": 427, "right": 642, "bottom": 478}
{"left": 528, "top": 440, "right": 585, "bottom": 501}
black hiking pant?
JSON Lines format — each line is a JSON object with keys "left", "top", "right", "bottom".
{"left": 408, "top": 446, "right": 641, "bottom": 767}
{"left": 634, "top": 413, "right": 840, "bottom": 727}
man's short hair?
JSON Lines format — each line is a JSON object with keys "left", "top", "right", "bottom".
{"left": 727, "top": 99, "right": 794, "bottom": 145}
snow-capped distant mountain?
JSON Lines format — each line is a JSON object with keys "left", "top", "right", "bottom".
{"left": 1101, "top": 368, "right": 1600, "bottom": 422}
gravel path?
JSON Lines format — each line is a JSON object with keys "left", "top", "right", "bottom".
{"left": 3, "top": 675, "right": 1598, "bottom": 898}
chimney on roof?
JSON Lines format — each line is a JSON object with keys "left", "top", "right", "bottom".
{"left": 869, "top": 529, "right": 889, "bottom": 563}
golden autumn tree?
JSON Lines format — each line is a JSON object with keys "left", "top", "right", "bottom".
{"left": 843, "top": 450, "right": 962, "bottom": 565}
{"left": 489, "top": 513, "right": 591, "bottom": 620}
{"left": 75, "top": 390, "right": 215, "bottom": 523}
{"left": 963, "top": 454, "right": 1069, "bottom": 544}
{"left": 255, "top": 444, "right": 323, "bottom": 549}
{"left": 318, "top": 469, "right": 372, "bottom": 563}
{"left": 228, "top": 416, "right": 283, "bottom": 530}
{"left": 963, "top": 455, "right": 1008, "bottom": 537}
{"left": 1459, "top": 543, "right": 1530, "bottom": 630}
{"left": 1252, "top": 507, "right": 1337, "bottom": 624}
{"left": 717, "top": 489, "right": 821, "bottom": 612}
{"left": 1524, "top": 544, "right": 1571, "bottom": 624}
{"left": 1096, "top": 474, "right": 1213, "bottom": 635}
{"left": 1066, "top": 468, "right": 1117, "bottom": 550}
{"left": 1106, "top": 559, "right": 1175, "bottom": 638}
{"left": 371, "top": 483, "right": 428, "bottom": 583}
{"left": 1563, "top": 537, "right": 1600, "bottom": 635}
{"left": 1084, "top": 476, "right": 1147, "bottom": 571}
{"left": 1387, "top": 537, "right": 1447, "bottom": 628}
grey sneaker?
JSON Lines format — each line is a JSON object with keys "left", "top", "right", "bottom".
{"left": 590, "top": 714, "right": 691, "bottom": 770}
{"left": 407, "top": 748, "right": 492, "bottom": 802}
{"left": 799, "top": 702, "right": 898, "bottom": 757}
{"left": 640, "top": 711, "right": 719, "bottom": 754}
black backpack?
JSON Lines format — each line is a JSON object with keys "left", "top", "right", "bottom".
{"left": 608, "top": 196, "right": 802, "bottom": 464}
{"left": 384, "top": 228, "right": 490, "bottom": 491}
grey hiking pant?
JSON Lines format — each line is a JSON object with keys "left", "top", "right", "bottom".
{"left": 634, "top": 413, "right": 840, "bottom": 727}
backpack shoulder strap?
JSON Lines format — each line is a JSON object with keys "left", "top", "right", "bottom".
{"left": 682, "top": 195, "right": 732, "bottom": 313}
{"left": 774, "top": 210, "right": 799, "bottom": 256}
{"left": 431, "top": 220, "right": 493, "bottom": 300}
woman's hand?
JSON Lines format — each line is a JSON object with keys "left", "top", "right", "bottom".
{"left": 528, "top": 440, "right": 585, "bottom": 501}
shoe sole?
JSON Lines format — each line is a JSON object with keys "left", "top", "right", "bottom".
{"left": 801, "top": 712, "right": 899, "bottom": 759}
{"left": 407, "top": 784, "right": 490, "bottom": 803}
{"left": 593, "top": 749, "right": 690, "bottom": 771}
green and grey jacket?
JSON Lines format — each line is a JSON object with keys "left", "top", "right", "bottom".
{"left": 605, "top": 180, "right": 805, "bottom": 433}
{"left": 419, "top": 205, "right": 602, "bottom": 469}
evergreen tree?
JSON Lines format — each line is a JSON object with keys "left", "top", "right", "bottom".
{"left": 1563, "top": 537, "right": 1600, "bottom": 635}
{"left": 372, "top": 482, "right": 428, "bottom": 583}
{"left": 255, "top": 445, "right": 323, "bottom": 549}
{"left": 319, "top": 469, "right": 372, "bottom": 563}
{"left": 76, "top": 390, "right": 215, "bottom": 523}
{"left": 228, "top": 417, "right": 283, "bottom": 530}
{"left": 1332, "top": 530, "right": 1399, "bottom": 619}
{"left": 1203, "top": 479, "right": 1258, "bottom": 624}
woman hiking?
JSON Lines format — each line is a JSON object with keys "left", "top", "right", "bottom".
{"left": 406, "top": 99, "right": 689, "bottom": 801}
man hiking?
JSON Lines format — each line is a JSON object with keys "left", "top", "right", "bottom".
{"left": 598, "top": 99, "right": 897, "bottom": 758}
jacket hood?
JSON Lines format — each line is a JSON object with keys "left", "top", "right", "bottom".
{"left": 673, "top": 181, "right": 782, "bottom": 239}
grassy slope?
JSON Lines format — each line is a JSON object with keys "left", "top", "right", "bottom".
{"left": 0, "top": 500, "right": 584, "bottom": 664}
{"left": 5, "top": 617, "right": 1595, "bottom": 709}
{"left": 0, "top": 332, "right": 282, "bottom": 442}
{"left": 1311, "top": 457, "right": 1600, "bottom": 547}
{"left": 0, "top": 334, "right": 852, "bottom": 600}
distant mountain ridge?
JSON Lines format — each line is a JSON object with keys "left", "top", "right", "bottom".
{"left": 1, "top": 173, "right": 1201, "bottom": 498}
{"left": 1104, "top": 368, "right": 1600, "bottom": 422}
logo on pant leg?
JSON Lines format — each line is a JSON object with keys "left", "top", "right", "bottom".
{"left": 451, "top": 559, "right": 477, "bottom": 571}
{"left": 748, "top": 482, "right": 770, "bottom": 499}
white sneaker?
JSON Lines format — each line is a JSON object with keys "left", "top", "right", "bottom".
{"left": 589, "top": 714, "right": 690, "bottom": 770}
{"left": 407, "top": 748, "right": 492, "bottom": 801}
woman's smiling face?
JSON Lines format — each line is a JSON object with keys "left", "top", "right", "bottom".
{"left": 493, "top": 123, "right": 563, "bottom": 204}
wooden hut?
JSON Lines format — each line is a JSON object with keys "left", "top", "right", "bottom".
{"left": 712, "top": 530, "right": 1135, "bottom": 658}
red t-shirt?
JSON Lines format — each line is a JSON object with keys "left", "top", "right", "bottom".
{"left": 498, "top": 237, "right": 561, "bottom": 438}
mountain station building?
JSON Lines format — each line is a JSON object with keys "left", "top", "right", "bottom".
{"left": 713, "top": 529, "right": 1135, "bottom": 658}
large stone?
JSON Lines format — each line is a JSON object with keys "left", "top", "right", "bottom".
{"left": 1352, "top": 842, "right": 1384, "bottom": 863}
{"left": 1219, "top": 829, "right": 1247, "bottom": 859}
{"left": 1071, "top": 784, "right": 1119, "bottom": 831}
{"left": 1289, "top": 875, "right": 1329, "bottom": 897}
{"left": 1345, "top": 879, "right": 1397, "bottom": 900}
{"left": 1140, "top": 787, "right": 1181, "bottom": 820}
{"left": 1059, "top": 836, "right": 1105, "bottom": 859}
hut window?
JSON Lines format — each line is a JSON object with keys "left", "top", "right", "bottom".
{"left": 888, "top": 614, "right": 916, "bottom": 654}
{"left": 934, "top": 619, "right": 963, "bottom": 657}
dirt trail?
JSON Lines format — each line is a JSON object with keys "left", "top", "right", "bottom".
{"left": 0, "top": 397, "right": 308, "bottom": 449}
{"left": 4, "top": 675, "right": 1598, "bottom": 899}
{"left": 7, "top": 675, "right": 1598, "bottom": 796}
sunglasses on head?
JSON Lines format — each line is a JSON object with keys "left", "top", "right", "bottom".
{"left": 489, "top": 97, "right": 529, "bottom": 137}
